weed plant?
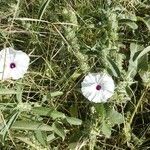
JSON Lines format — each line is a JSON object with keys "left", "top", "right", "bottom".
{"left": 0, "top": 0, "right": 150, "bottom": 149}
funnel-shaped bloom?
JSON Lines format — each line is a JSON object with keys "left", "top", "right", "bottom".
{"left": 0, "top": 47, "right": 30, "bottom": 80}
{"left": 81, "top": 73, "right": 115, "bottom": 103}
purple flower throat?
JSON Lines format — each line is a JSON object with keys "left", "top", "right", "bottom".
{"left": 96, "top": 85, "right": 101, "bottom": 91}
{"left": 10, "top": 63, "right": 16, "bottom": 69}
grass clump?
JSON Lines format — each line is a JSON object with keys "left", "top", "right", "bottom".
{"left": 0, "top": 0, "right": 150, "bottom": 149}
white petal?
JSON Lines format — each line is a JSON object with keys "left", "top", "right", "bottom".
{"left": 82, "top": 73, "right": 98, "bottom": 84}
{"left": 103, "top": 82, "right": 115, "bottom": 93}
{"left": 0, "top": 68, "right": 11, "bottom": 80}
{"left": 86, "top": 90, "right": 97, "bottom": 102}
{"left": 0, "top": 48, "right": 10, "bottom": 56}
{"left": 90, "top": 91, "right": 103, "bottom": 103}
{"left": 81, "top": 72, "right": 115, "bottom": 103}
{"left": 81, "top": 84, "right": 96, "bottom": 97}
{"left": 95, "top": 73, "right": 105, "bottom": 83}
{"left": 10, "top": 67, "right": 26, "bottom": 80}
{"left": 98, "top": 73, "right": 115, "bottom": 93}
{"left": 0, "top": 57, "right": 11, "bottom": 80}
{"left": 99, "top": 73, "right": 114, "bottom": 84}
{"left": 81, "top": 80, "right": 96, "bottom": 88}
{"left": 102, "top": 90, "right": 114, "bottom": 101}
{"left": 14, "top": 51, "right": 30, "bottom": 67}
{"left": 0, "top": 47, "right": 16, "bottom": 58}
{"left": 81, "top": 85, "right": 107, "bottom": 103}
{"left": 0, "top": 47, "right": 30, "bottom": 80}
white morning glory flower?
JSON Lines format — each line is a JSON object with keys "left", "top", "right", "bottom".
{"left": 0, "top": 47, "right": 30, "bottom": 80}
{"left": 81, "top": 73, "right": 115, "bottom": 103}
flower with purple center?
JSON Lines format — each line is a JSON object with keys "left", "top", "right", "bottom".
{"left": 81, "top": 73, "right": 115, "bottom": 103}
{"left": 0, "top": 47, "right": 30, "bottom": 80}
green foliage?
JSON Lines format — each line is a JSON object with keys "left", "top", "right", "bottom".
{"left": 66, "top": 117, "right": 82, "bottom": 125}
{"left": 0, "top": 0, "right": 150, "bottom": 149}
{"left": 94, "top": 104, "right": 124, "bottom": 138}
{"left": 11, "top": 121, "right": 53, "bottom": 131}
{"left": 52, "top": 122, "right": 66, "bottom": 140}
{"left": 101, "top": 121, "right": 111, "bottom": 138}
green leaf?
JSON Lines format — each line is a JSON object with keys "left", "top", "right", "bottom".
{"left": 133, "top": 46, "right": 150, "bottom": 61}
{"left": 32, "top": 107, "right": 66, "bottom": 120}
{"left": 107, "top": 109, "right": 124, "bottom": 126}
{"left": 94, "top": 103, "right": 106, "bottom": 118}
{"left": 101, "top": 121, "right": 111, "bottom": 138}
{"left": 0, "top": 89, "right": 17, "bottom": 95}
{"left": 38, "top": 0, "right": 51, "bottom": 20}
{"left": 138, "top": 54, "right": 148, "bottom": 71}
{"left": 12, "top": 121, "right": 53, "bottom": 131}
{"left": 50, "top": 91, "right": 63, "bottom": 97}
{"left": 66, "top": 117, "right": 82, "bottom": 125}
{"left": 16, "top": 136, "right": 47, "bottom": 150}
{"left": 120, "top": 20, "right": 138, "bottom": 30}
{"left": 35, "top": 131, "right": 47, "bottom": 147}
{"left": 137, "top": 17, "right": 150, "bottom": 31}
{"left": 0, "top": 111, "right": 20, "bottom": 143}
{"left": 47, "top": 133, "right": 56, "bottom": 142}
{"left": 119, "top": 13, "right": 137, "bottom": 21}
{"left": 69, "top": 142, "right": 78, "bottom": 150}
{"left": 126, "top": 86, "right": 135, "bottom": 98}
{"left": 69, "top": 104, "right": 78, "bottom": 117}
{"left": 71, "top": 71, "right": 81, "bottom": 80}
{"left": 139, "top": 70, "right": 150, "bottom": 87}
{"left": 124, "top": 21, "right": 138, "bottom": 30}
{"left": 50, "top": 110, "right": 66, "bottom": 120}
{"left": 107, "top": 56, "right": 121, "bottom": 77}
{"left": 52, "top": 123, "right": 65, "bottom": 140}
{"left": 16, "top": 84, "right": 23, "bottom": 103}
{"left": 128, "top": 44, "right": 150, "bottom": 78}
{"left": 32, "top": 107, "right": 53, "bottom": 116}
{"left": 128, "top": 43, "right": 144, "bottom": 78}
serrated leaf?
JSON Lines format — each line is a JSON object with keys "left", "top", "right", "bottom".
{"left": 12, "top": 121, "right": 53, "bottom": 131}
{"left": 101, "top": 121, "right": 111, "bottom": 138}
{"left": 52, "top": 123, "right": 65, "bottom": 140}
{"left": 66, "top": 117, "right": 82, "bottom": 125}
